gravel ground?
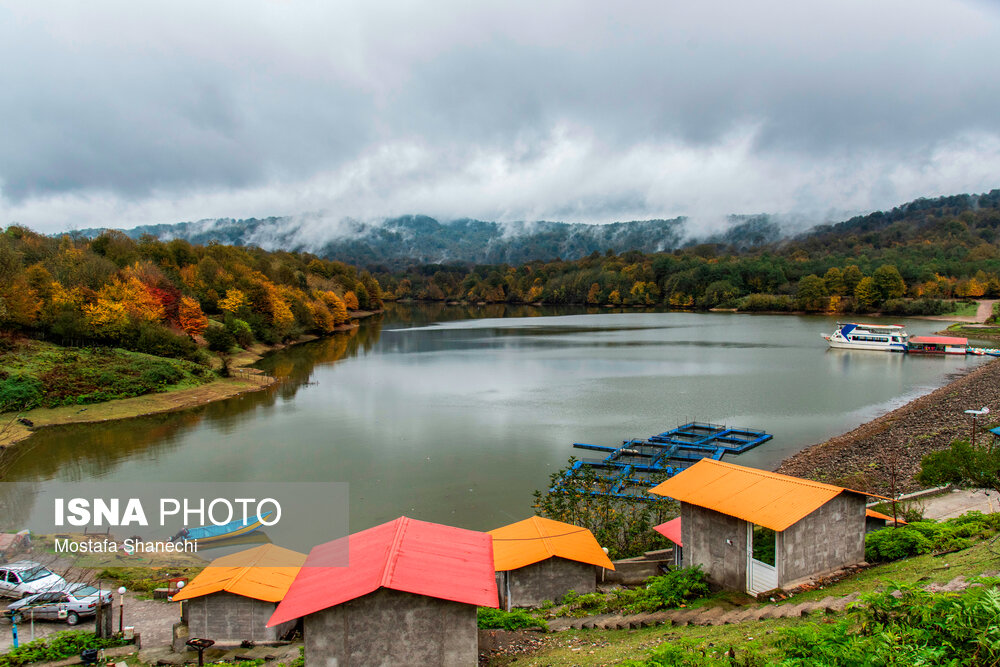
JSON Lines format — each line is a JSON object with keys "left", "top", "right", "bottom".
{"left": 778, "top": 357, "right": 1000, "bottom": 495}
{"left": 0, "top": 592, "right": 178, "bottom": 651}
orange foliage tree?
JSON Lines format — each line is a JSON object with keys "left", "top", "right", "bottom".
{"left": 343, "top": 290, "right": 360, "bottom": 310}
{"left": 179, "top": 296, "right": 208, "bottom": 338}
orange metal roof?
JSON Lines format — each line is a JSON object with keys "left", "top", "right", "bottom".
{"left": 866, "top": 508, "right": 908, "bottom": 525}
{"left": 648, "top": 459, "right": 879, "bottom": 532}
{"left": 489, "top": 516, "right": 615, "bottom": 571}
{"left": 171, "top": 544, "right": 306, "bottom": 603}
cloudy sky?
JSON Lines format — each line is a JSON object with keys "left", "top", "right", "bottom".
{"left": 2, "top": 0, "right": 1000, "bottom": 235}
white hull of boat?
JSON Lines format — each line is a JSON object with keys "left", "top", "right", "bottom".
{"left": 825, "top": 337, "right": 906, "bottom": 352}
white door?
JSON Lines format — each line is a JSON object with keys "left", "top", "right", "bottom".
{"left": 747, "top": 524, "right": 778, "bottom": 594}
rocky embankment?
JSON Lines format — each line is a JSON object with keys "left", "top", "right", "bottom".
{"left": 778, "top": 358, "right": 1000, "bottom": 495}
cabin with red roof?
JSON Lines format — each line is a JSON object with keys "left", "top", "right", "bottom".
{"left": 489, "top": 516, "right": 614, "bottom": 609}
{"left": 268, "top": 517, "right": 498, "bottom": 666}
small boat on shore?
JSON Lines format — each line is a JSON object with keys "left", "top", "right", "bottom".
{"left": 169, "top": 512, "right": 273, "bottom": 545}
{"left": 822, "top": 322, "right": 909, "bottom": 352}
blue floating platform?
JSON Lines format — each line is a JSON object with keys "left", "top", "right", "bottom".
{"left": 551, "top": 422, "right": 773, "bottom": 500}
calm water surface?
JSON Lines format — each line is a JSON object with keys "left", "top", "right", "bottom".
{"left": 2, "top": 305, "right": 990, "bottom": 545}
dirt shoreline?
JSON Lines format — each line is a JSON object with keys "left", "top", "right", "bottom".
{"left": 777, "top": 356, "right": 1000, "bottom": 495}
{"left": 0, "top": 312, "right": 378, "bottom": 449}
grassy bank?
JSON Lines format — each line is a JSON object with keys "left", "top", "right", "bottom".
{"left": 0, "top": 338, "right": 214, "bottom": 412}
{"left": 488, "top": 532, "right": 1000, "bottom": 666}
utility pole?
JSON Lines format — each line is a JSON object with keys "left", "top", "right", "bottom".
{"left": 964, "top": 407, "right": 990, "bottom": 448}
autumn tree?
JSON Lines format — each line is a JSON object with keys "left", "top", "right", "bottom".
{"left": 343, "top": 290, "right": 360, "bottom": 310}
{"left": 218, "top": 289, "right": 248, "bottom": 316}
{"left": 179, "top": 296, "right": 208, "bottom": 338}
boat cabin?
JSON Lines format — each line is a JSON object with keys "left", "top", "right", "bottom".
{"left": 907, "top": 336, "right": 967, "bottom": 355}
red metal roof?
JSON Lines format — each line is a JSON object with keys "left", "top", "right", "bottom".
{"left": 267, "top": 517, "right": 498, "bottom": 626}
{"left": 909, "top": 336, "right": 968, "bottom": 345}
{"left": 653, "top": 517, "right": 682, "bottom": 547}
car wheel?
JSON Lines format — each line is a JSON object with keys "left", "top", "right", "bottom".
{"left": 66, "top": 611, "right": 80, "bottom": 625}
{"left": 18, "top": 592, "right": 30, "bottom": 599}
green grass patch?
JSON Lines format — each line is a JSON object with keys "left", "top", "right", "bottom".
{"left": 941, "top": 299, "right": 980, "bottom": 318}
{"left": 0, "top": 339, "right": 213, "bottom": 412}
{"left": 0, "top": 631, "right": 128, "bottom": 665}
{"left": 478, "top": 607, "right": 548, "bottom": 630}
{"left": 94, "top": 566, "right": 204, "bottom": 593}
{"left": 553, "top": 567, "right": 711, "bottom": 618}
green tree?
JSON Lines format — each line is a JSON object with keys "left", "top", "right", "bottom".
{"left": 842, "top": 265, "right": 864, "bottom": 294}
{"left": 854, "top": 276, "right": 880, "bottom": 311}
{"left": 796, "top": 274, "right": 828, "bottom": 311}
{"left": 872, "top": 264, "right": 906, "bottom": 300}
{"left": 823, "top": 267, "right": 845, "bottom": 295}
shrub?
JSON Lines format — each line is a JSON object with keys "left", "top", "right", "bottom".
{"left": 226, "top": 317, "right": 255, "bottom": 348}
{"left": 865, "top": 526, "right": 932, "bottom": 562}
{"left": 0, "top": 374, "right": 43, "bottom": 411}
{"left": 737, "top": 294, "right": 796, "bottom": 312}
{"left": 880, "top": 298, "right": 950, "bottom": 316}
{"left": 0, "top": 631, "right": 127, "bottom": 667}
{"left": 476, "top": 607, "right": 546, "bottom": 630}
{"left": 623, "top": 566, "right": 711, "bottom": 614}
{"left": 204, "top": 325, "right": 237, "bottom": 353}
{"left": 139, "top": 365, "right": 184, "bottom": 386}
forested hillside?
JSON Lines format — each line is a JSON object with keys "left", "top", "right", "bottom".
{"left": 0, "top": 226, "right": 383, "bottom": 360}
{"left": 374, "top": 190, "right": 1000, "bottom": 314}
{"left": 86, "top": 214, "right": 785, "bottom": 268}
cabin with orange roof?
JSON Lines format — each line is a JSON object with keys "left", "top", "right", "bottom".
{"left": 489, "top": 516, "right": 614, "bottom": 609}
{"left": 650, "top": 460, "right": 881, "bottom": 594}
{"left": 171, "top": 543, "right": 306, "bottom": 645}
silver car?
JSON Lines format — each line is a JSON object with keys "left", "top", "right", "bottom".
{"left": 0, "top": 561, "right": 66, "bottom": 599}
{"left": 6, "top": 584, "right": 114, "bottom": 626}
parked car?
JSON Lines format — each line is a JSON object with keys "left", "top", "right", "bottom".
{"left": 0, "top": 561, "right": 66, "bottom": 599}
{"left": 5, "top": 583, "right": 113, "bottom": 625}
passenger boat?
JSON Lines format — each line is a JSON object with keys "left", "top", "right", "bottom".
{"left": 169, "top": 512, "right": 273, "bottom": 545}
{"left": 822, "top": 322, "right": 909, "bottom": 352}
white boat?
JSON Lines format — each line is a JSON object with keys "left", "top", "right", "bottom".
{"left": 821, "top": 322, "right": 909, "bottom": 352}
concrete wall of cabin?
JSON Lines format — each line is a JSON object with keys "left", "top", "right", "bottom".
{"left": 186, "top": 591, "right": 293, "bottom": 644}
{"left": 680, "top": 503, "right": 748, "bottom": 591}
{"left": 304, "top": 588, "right": 478, "bottom": 667}
{"left": 497, "top": 557, "right": 598, "bottom": 609}
{"left": 778, "top": 493, "right": 866, "bottom": 587}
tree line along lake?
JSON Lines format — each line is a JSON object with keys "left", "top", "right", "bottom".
{"left": 0, "top": 303, "right": 990, "bottom": 552}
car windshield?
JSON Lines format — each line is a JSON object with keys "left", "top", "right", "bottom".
{"left": 19, "top": 566, "right": 53, "bottom": 583}
{"left": 68, "top": 585, "right": 98, "bottom": 596}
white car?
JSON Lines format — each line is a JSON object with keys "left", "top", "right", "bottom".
{"left": 0, "top": 562, "right": 67, "bottom": 598}
{"left": 6, "top": 584, "right": 114, "bottom": 625}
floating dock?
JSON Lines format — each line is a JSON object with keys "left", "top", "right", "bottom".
{"left": 552, "top": 422, "right": 773, "bottom": 500}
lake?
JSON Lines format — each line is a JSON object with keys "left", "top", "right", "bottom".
{"left": 1, "top": 305, "right": 989, "bottom": 548}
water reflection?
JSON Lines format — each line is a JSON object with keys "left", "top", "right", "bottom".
{"left": 0, "top": 306, "right": 990, "bottom": 533}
